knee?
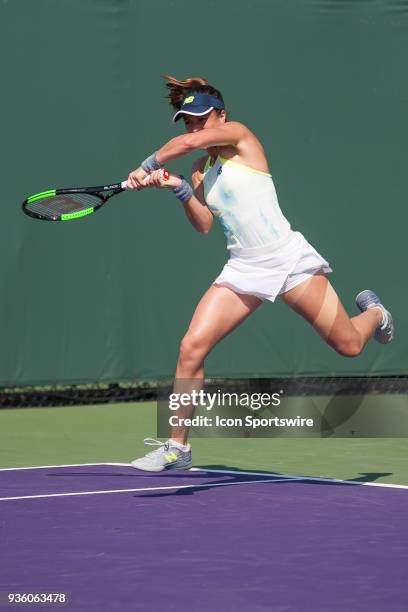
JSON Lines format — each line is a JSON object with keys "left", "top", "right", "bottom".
{"left": 179, "top": 332, "right": 208, "bottom": 366}
{"left": 331, "top": 333, "right": 362, "bottom": 358}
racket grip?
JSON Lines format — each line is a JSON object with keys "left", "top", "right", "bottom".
{"left": 121, "top": 180, "right": 128, "bottom": 189}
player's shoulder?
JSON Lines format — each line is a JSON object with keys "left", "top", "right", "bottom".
{"left": 225, "top": 120, "right": 247, "bottom": 129}
{"left": 223, "top": 120, "right": 255, "bottom": 144}
{"left": 224, "top": 120, "right": 251, "bottom": 134}
{"left": 191, "top": 155, "right": 209, "bottom": 175}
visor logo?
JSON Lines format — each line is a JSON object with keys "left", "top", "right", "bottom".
{"left": 183, "top": 95, "right": 195, "bottom": 105}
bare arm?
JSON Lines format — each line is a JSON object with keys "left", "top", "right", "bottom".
{"left": 182, "top": 157, "right": 213, "bottom": 234}
{"left": 155, "top": 122, "right": 246, "bottom": 164}
{"left": 139, "top": 159, "right": 213, "bottom": 234}
{"left": 127, "top": 122, "right": 248, "bottom": 189}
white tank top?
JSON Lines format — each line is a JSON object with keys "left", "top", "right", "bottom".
{"left": 203, "top": 156, "right": 292, "bottom": 252}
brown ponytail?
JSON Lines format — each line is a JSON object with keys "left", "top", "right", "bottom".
{"left": 162, "top": 74, "right": 224, "bottom": 110}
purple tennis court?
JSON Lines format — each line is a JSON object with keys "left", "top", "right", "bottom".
{"left": 1, "top": 464, "right": 407, "bottom": 611}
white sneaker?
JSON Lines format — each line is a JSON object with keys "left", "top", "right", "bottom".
{"left": 130, "top": 438, "right": 192, "bottom": 472}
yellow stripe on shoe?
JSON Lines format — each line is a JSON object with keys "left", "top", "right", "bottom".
{"left": 165, "top": 452, "right": 178, "bottom": 462}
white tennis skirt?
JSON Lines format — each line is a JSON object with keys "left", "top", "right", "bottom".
{"left": 213, "top": 230, "right": 332, "bottom": 302}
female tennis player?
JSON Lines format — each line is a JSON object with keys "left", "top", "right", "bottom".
{"left": 128, "top": 75, "right": 394, "bottom": 472}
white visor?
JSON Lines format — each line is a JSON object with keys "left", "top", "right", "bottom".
{"left": 172, "top": 107, "right": 214, "bottom": 123}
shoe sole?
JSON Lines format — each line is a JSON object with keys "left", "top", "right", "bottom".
{"left": 130, "top": 462, "right": 165, "bottom": 472}
{"left": 165, "top": 461, "right": 193, "bottom": 471}
{"left": 355, "top": 289, "right": 380, "bottom": 312}
{"left": 355, "top": 290, "right": 394, "bottom": 344}
{"left": 130, "top": 459, "right": 192, "bottom": 472}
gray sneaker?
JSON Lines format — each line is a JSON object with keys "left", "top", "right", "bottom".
{"left": 355, "top": 289, "right": 394, "bottom": 344}
{"left": 130, "top": 438, "right": 192, "bottom": 472}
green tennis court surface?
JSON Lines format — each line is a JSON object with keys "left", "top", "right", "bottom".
{"left": 1, "top": 402, "right": 407, "bottom": 485}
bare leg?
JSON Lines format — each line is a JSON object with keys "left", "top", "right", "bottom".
{"left": 171, "top": 285, "right": 262, "bottom": 444}
{"left": 280, "top": 272, "right": 382, "bottom": 355}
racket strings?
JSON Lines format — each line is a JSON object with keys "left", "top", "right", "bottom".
{"left": 25, "top": 193, "right": 102, "bottom": 220}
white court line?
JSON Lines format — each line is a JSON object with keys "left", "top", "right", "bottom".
{"left": 0, "top": 463, "right": 109, "bottom": 472}
{"left": 0, "top": 478, "right": 298, "bottom": 502}
{"left": 1, "top": 462, "right": 407, "bottom": 490}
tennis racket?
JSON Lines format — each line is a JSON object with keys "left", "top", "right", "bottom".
{"left": 22, "top": 169, "right": 170, "bottom": 221}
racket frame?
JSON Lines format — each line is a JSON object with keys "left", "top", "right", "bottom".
{"left": 22, "top": 181, "right": 127, "bottom": 222}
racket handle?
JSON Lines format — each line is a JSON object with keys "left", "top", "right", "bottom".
{"left": 121, "top": 180, "right": 128, "bottom": 189}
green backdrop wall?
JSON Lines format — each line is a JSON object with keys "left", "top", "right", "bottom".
{"left": 1, "top": 0, "right": 407, "bottom": 385}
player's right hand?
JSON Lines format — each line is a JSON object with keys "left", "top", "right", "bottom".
{"left": 127, "top": 166, "right": 149, "bottom": 190}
